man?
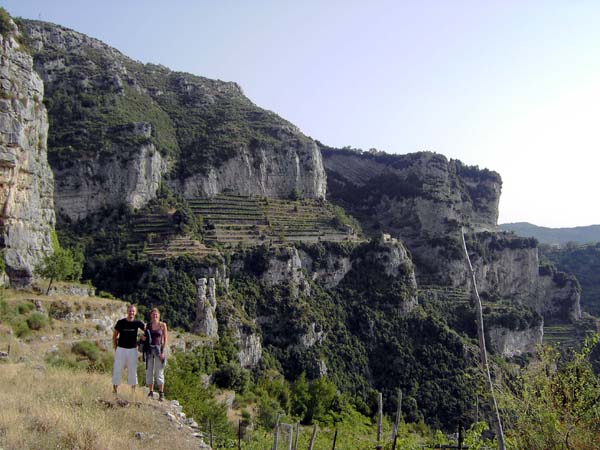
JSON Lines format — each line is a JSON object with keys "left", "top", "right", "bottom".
{"left": 112, "top": 304, "right": 145, "bottom": 394}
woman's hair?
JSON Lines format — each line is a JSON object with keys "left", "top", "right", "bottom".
{"left": 150, "top": 307, "right": 160, "bottom": 318}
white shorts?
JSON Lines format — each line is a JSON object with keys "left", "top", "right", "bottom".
{"left": 112, "top": 346, "right": 138, "bottom": 386}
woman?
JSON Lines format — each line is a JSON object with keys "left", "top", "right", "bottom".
{"left": 145, "top": 307, "right": 169, "bottom": 401}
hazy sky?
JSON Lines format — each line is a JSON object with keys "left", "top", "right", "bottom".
{"left": 4, "top": 0, "right": 600, "bottom": 227}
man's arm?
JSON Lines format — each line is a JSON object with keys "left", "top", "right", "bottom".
{"left": 112, "top": 329, "right": 119, "bottom": 350}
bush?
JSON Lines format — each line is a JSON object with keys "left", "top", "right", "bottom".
{"left": 213, "top": 361, "right": 251, "bottom": 393}
{"left": 48, "top": 301, "right": 72, "bottom": 319}
{"left": 71, "top": 340, "right": 101, "bottom": 362}
{"left": 0, "top": 8, "right": 14, "bottom": 37}
{"left": 26, "top": 312, "right": 47, "bottom": 331}
{"left": 17, "top": 302, "right": 35, "bottom": 315}
{"left": 13, "top": 320, "right": 30, "bottom": 338}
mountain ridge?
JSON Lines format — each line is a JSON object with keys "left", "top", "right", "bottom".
{"left": 500, "top": 222, "right": 600, "bottom": 245}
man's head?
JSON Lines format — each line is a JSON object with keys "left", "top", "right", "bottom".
{"left": 126, "top": 304, "right": 137, "bottom": 320}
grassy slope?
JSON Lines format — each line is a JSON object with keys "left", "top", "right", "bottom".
{"left": 0, "top": 287, "right": 204, "bottom": 450}
{"left": 0, "top": 364, "right": 200, "bottom": 450}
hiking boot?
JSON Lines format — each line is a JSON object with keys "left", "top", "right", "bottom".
{"left": 158, "top": 392, "right": 164, "bottom": 402}
{"left": 147, "top": 390, "right": 154, "bottom": 398}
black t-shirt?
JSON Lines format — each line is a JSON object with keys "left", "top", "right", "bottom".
{"left": 114, "top": 319, "right": 145, "bottom": 349}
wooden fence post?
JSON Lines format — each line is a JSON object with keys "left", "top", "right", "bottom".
{"left": 293, "top": 422, "right": 300, "bottom": 450}
{"left": 273, "top": 413, "right": 281, "bottom": 450}
{"left": 393, "top": 389, "right": 402, "bottom": 437}
{"left": 308, "top": 424, "right": 317, "bottom": 450}
{"left": 377, "top": 391, "right": 383, "bottom": 444}
{"left": 287, "top": 424, "right": 294, "bottom": 450}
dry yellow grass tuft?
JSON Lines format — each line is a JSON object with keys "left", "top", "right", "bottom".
{"left": 0, "top": 363, "right": 201, "bottom": 450}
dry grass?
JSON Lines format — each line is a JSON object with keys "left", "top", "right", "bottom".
{"left": 0, "top": 363, "right": 201, "bottom": 450}
{"left": 0, "top": 286, "right": 208, "bottom": 449}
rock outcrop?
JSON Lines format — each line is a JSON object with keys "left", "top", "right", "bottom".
{"left": 51, "top": 124, "right": 166, "bottom": 221}
{"left": 298, "top": 250, "right": 352, "bottom": 289}
{"left": 235, "top": 325, "right": 262, "bottom": 369}
{"left": 323, "top": 149, "right": 501, "bottom": 240}
{"left": 174, "top": 137, "right": 326, "bottom": 201}
{"left": 0, "top": 19, "right": 55, "bottom": 286}
{"left": 488, "top": 323, "right": 543, "bottom": 358}
{"left": 261, "top": 247, "right": 311, "bottom": 299}
{"left": 469, "top": 232, "right": 581, "bottom": 322}
{"left": 192, "top": 277, "right": 218, "bottom": 338}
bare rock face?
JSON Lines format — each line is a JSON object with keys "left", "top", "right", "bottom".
{"left": 192, "top": 277, "right": 218, "bottom": 338}
{"left": 324, "top": 148, "right": 580, "bottom": 324}
{"left": 488, "top": 322, "right": 543, "bottom": 358}
{"left": 262, "top": 247, "right": 311, "bottom": 299}
{"left": 17, "top": 20, "right": 169, "bottom": 221}
{"left": 235, "top": 325, "right": 262, "bottom": 369}
{"left": 323, "top": 150, "right": 501, "bottom": 240}
{"left": 323, "top": 149, "right": 501, "bottom": 283}
{"left": 52, "top": 127, "right": 166, "bottom": 221}
{"left": 298, "top": 250, "right": 352, "bottom": 289}
{"left": 469, "top": 233, "right": 581, "bottom": 322}
{"left": 0, "top": 22, "right": 55, "bottom": 286}
{"left": 175, "top": 137, "right": 326, "bottom": 200}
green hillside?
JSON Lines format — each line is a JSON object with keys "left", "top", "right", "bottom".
{"left": 500, "top": 222, "right": 600, "bottom": 246}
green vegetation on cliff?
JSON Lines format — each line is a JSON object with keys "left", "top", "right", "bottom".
{"left": 16, "top": 18, "right": 312, "bottom": 179}
{"left": 542, "top": 242, "right": 600, "bottom": 316}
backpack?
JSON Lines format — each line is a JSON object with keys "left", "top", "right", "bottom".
{"left": 138, "top": 325, "right": 152, "bottom": 360}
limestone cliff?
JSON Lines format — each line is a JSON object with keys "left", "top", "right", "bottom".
{"left": 468, "top": 232, "right": 581, "bottom": 322}
{"left": 323, "top": 147, "right": 581, "bottom": 325}
{"left": 488, "top": 323, "right": 543, "bottom": 358}
{"left": 16, "top": 19, "right": 326, "bottom": 221}
{"left": 322, "top": 148, "right": 501, "bottom": 240}
{"left": 0, "top": 19, "right": 55, "bottom": 286}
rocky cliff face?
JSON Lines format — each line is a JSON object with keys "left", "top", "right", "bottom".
{"left": 16, "top": 19, "right": 326, "bottom": 221}
{"left": 174, "top": 137, "right": 326, "bottom": 201}
{"left": 323, "top": 148, "right": 581, "bottom": 324}
{"left": 488, "top": 323, "right": 543, "bottom": 358}
{"left": 0, "top": 20, "right": 55, "bottom": 286}
{"left": 51, "top": 124, "right": 166, "bottom": 221}
{"left": 323, "top": 149, "right": 501, "bottom": 240}
{"left": 469, "top": 232, "right": 581, "bottom": 322}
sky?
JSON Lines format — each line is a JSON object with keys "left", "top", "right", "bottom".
{"left": 3, "top": 0, "right": 600, "bottom": 227}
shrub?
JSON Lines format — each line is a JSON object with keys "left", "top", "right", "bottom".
{"left": 71, "top": 340, "right": 101, "bottom": 362}
{"left": 26, "top": 312, "right": 47, "bottom": 331}
{"left": 213, "top": 361, "right": 251, "bottom": 393}
{"left": 18, "top": 302, "right": 35, "bottom": 315}
{"left": 48, "top": 301, "right": 73, "bottom": 319}
{"left": 98, "top": 290, "right": 116, "bottom": 299}
{"left": 13, "top": 320, "right": 30, "bottom": 338}
{"left": 0, "top": 8, "right": 14, "bottom": 37}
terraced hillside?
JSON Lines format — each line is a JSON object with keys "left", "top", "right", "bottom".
{"left": 191, "top": 194, "right": 361, "bottom": 247}
{"left": 543, "top": 319, "right": 598, "bottom": 349}
{"left": 130, "top": 195, "right": 362, "bottom": 259}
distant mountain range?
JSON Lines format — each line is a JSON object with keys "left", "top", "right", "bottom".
{"left": 500, "top": 222, "right": 600, "bottom": 246}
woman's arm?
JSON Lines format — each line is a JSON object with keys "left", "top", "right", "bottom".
{"left": 162, "top": 322, "right": 169, "bottom": 350}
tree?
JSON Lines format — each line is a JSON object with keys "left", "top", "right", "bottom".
{"left": 35, "top": 247, "right": 83, "bottom": 294}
